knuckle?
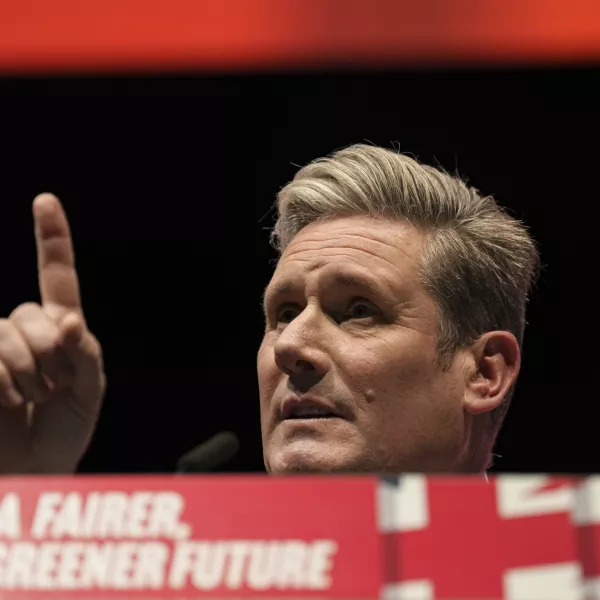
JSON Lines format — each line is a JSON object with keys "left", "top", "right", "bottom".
{"left": 9, "top": 357, "right": 36, "bottom": 380}
{"left": 35, "top": 336, "right": 61, "bottom": 362}
{"left": 0, "top": 319, "right": 13, "bottom": 338}
{"left": 9, "top": 305, "right": 61, "bottom": 361}
{"left": 9, "top": 302, "right": 42, "bottom": 323}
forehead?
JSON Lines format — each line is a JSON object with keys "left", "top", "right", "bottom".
{"left": 266, "top": 215, "right": 425, "bottom": 298}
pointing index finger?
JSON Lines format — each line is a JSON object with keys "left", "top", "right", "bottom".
{"left": 33, "top": 194, "right": 83, "bottom": 319}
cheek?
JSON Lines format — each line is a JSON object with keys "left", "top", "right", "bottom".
{"left": 257, "top": 342, "right": 278, "bottom": 402}
{"left": 339, "top": 335, "right": 439, "bottom": 403}
{"left": 374, "top": 358, "right": 465, "bottom": 440}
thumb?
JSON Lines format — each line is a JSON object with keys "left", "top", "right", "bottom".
{"left": 59, "top": 312, "right": 86, "bottom": 347}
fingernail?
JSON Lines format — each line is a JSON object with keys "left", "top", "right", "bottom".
{"left": 34, "top": 193, "right": 57, "bottom": 205}
{"left": 33, "top": 194, "right": 57, "bottom": 215}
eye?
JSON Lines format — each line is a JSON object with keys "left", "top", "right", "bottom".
{"left": 276, "top": 304, "right": 301, "bottom": 324}
{"left": 346, "top": 298, "right": 379, "bottom": 320}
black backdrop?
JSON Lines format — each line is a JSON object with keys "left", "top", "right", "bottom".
{"left": 0, "top": 66, "right": 597, "bottom": 475}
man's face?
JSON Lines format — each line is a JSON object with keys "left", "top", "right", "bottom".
{"left": 258, "top": 215, "right": 470, "bottom": 474}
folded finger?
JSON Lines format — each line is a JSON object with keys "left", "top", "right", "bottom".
{"left": 0, "top": 319, "right": 48, "bottom": 405}
{"left": 10, "top": 303, "right": 73, "bottom": 387}
{"left": 0, "top": 361, "right": 25, "bottom": 407}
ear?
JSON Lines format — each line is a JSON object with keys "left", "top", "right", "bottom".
{"left": 463, "top": 331, "right": 521, "bottom": 415}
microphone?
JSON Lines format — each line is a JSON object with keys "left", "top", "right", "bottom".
{"left": 176, "top": 431, "right": 240, "bottom": 473}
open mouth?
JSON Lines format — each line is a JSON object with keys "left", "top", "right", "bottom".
{"left": 285, "top": 406, "right": 341, "bottom": 420}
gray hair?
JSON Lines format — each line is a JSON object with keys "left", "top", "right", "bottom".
{"left": 271, "top": 144, "right": 540, "bottom": 440}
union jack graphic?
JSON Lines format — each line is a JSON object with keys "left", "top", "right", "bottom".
{"left": 378, "top": 475, "right": 600, "bottom": 599}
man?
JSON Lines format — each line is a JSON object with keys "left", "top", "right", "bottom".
{"left": 0, "top": 144, "right": 539, "bottom": 475}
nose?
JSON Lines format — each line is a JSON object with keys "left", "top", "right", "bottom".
{"left": 273, "top": 316, "right": 331, "bottom": 390}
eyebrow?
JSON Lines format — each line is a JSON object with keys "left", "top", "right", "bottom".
{"left": 261, "top": 283, "right": 291, "bottom": 313}
{"left": 330, "top": 272, "right": 383, "bottom": 295}
{"left": 262, "top": 270, "right": 390, "bottom": 314}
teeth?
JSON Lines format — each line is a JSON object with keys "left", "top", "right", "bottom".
{"left": 290, "top": 406, "right": 333, "bottom": 418}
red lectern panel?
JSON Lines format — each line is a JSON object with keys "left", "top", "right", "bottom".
{"left": 0, "top": 475, "right": 599, "bottom": 599}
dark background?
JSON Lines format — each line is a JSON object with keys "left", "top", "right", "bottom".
{"left": 0, "top": 66, "right": 597, "bottom": 474}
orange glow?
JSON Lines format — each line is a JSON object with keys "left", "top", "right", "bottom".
{"left": 0, "top": 0, "right": 599, "bottom": 73}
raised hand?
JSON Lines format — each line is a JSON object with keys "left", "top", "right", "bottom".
{"left": 0, "top": 194, "right": 105, "bottom": 473}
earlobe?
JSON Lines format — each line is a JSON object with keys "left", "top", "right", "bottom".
{"left": 463, "top": 332, "right": 521, "bottom": 415}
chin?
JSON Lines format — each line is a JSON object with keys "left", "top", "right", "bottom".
{"left": 266, "top": 443, "right": 372, "bottom": 474}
